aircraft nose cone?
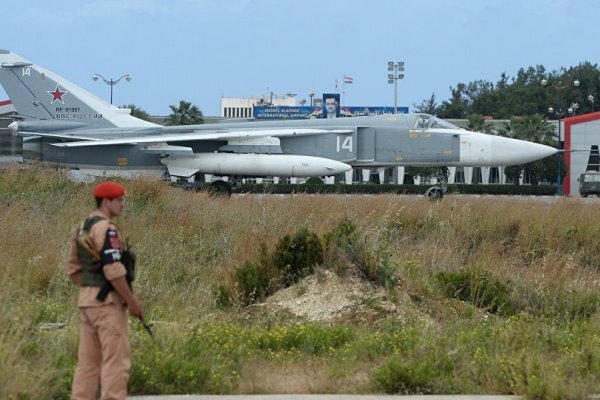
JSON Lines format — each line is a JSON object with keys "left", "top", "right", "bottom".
{"left": 326, "top": 161, "right": 352, "bottom": 174}
{"left": 490, "top": 136, "right": 557, "bottom": 166}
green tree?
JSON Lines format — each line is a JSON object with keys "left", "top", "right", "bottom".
{"left": 542, "top": 62, "right": 600, "bottom": 115}
{"left": 500, "top": 65, "right": 549, "bottom": 118}
{"left": 465, "top": 80, "right": 497, "bottom": 116}
{"left": 498, "top": 114, "right": 555, "bottom": 143}
{"left": 503, "top": 165, "right": 523, "bottom": 186}
{"left": 165, "top": 100, "right": 204, "bottom": 126}
{"left": 570, "top": 62, "right": 600, "bottom": 113}
{"left": 413, "top": 92, "right": 439, "bottom": 114}
{"left": 121, "top": 104, "right": 151, "bottom": 121}
{"left": 466, "top": 114, "right": 490, "bottom": 133}
{"left": 433, "top": 62, "right": 600, "bottom": 119}
{"left": 437, "top": 83, "right": 469, "bottom": 118}
{"left": 526, "top": 154, "right": 566, "bottom": 186}
{"left": 498, "top": 115, "right": 563, "bottom": 186}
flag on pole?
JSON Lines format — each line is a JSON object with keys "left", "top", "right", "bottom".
{"left": 344, "top": 76, "right": 353, "bottom": 84}
{"left": 335, "top": 78, "right": 339, "bottom": 89}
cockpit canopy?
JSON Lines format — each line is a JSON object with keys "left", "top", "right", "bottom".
{"left": 413, "top": 113, "right": 462, "bottom": 130}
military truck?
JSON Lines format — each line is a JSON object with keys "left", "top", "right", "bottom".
{"left": 579, "top": 172, "right": 600, "bottom": 197}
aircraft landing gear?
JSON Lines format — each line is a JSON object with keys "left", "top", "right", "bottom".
{"left": 208, "top": 180, "right": 232, "bottom": 197}
{"left": 425, "top": 186, "right": 444, "bottom": 200}
{"left": 425, "top": 167, "right": 449, "bottom": 200}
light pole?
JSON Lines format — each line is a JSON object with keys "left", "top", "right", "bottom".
{"left": 92, "top": 73, "right": 132, "bottom": 105}
{"left": 541, "top": 78, "right": 580, "bottom": 195}
{"left": 589, "top": 93, "right": 596, "bottom": 112}
{"left": 570, "top": 101, "right": 580, "bottom": 115}
{"left": 308, "top": 91, "right": 315, "bottom": 107}
{"left": 387, "top": 61, "right": 405, "bottom": 114}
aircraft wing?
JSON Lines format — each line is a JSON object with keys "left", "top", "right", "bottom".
{"left": 19, "top": 132, "right": 103, "bottom": 141}
{"left": 51, "top": 128, "right": 354, "bottom": 148}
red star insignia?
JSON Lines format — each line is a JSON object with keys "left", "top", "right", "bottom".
{"left": 47, "top": 84, "right": 68, "bottom": 104}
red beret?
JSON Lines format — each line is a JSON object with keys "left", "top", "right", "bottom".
{"left": 93, "top": 181, "right": 126, "bottom": 199}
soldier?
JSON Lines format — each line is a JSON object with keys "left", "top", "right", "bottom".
{"left": 66, "top": 181, "right": 143, "bottom": 400}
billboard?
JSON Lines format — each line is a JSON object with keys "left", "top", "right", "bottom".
{"left": 253, "top": 104, "right": 409, "bottom": 120}
{"left": 253, "top": 106, "right": 321, "bottom": 120}
{"left": 339, "top": 106, "right": 408, "bottom": 117}
{"left": 323, "top": 93, "right": 340, "bottom": 118}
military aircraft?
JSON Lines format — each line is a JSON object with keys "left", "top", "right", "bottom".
{"left": 0, "top": 49, "right": 557, "bottom": 195}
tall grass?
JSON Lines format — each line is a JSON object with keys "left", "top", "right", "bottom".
{"left": 3, "top": 166, "right": 600, "bottom": 397}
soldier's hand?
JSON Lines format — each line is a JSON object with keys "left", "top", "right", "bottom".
{"left": 128, "top": 298, "right": 144, "bottom": 319}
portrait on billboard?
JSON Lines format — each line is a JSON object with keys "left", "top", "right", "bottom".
{"left": 323, "top": 93, "right": 340, "bottom": 118}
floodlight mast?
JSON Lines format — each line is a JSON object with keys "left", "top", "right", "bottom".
{"left": 387, "top": 61, "right": 405, "bottom": 114}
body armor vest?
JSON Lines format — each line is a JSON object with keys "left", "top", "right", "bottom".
{"left": 76, "top": 215, "right": 136, "bottom": 301}
{"left": 76, "top": 216, "right": 110, "bottom": 288}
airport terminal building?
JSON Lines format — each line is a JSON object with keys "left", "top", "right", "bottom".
{"left": 220, "top": 94, "right": 296, "bottom": 118}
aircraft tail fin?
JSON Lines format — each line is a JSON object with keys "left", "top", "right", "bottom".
{"left": 0, "top": 50, "right": 157, "bottom": 129}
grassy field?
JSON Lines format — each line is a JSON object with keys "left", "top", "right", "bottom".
{"left": 2, "top": 166, "right": 600, "bottom": 399}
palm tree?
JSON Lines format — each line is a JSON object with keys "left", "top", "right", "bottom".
{"left": 499, "top": 114, "right": 560, "bottom": 185}
{"left": 498, "top": 114, "right": 554, "bottom": 143}
{"left": 121, "top": 104, "right": 151, "bottom": 122}
{"left": 466, "top": 114, "right": 488, "bottom": 133}
{"left": 165, "top": 100, "right": 204, "bottom": 126}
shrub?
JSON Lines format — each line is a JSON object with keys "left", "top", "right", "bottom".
{"left": 372, "top": 359, "right": 437, "bottom": 394}
{"left": 127, "top": 178, "right": 166, "bottom": 211}
{"left": 254, "top": 324, "right": 356, "bottom": 356}
{"left": 272, "top": 227, "right": 324, "bottom": 286}
{"left": 213, "top": 285, "right": 233, "bottom": 309}
{"left": 304, "top": 177, "right": 324, "bottom": 185}
{"left": 324, "top": 220, "right": 398, "bottom": 287}
{"left": 436, "top": 268, "right": 514, "bottom": 316}
{"left": 228, "top": 227, "right": 324, "bottom": 305}
{"left": 130, "top": 334, "right": 234, "bottom": 394}
{"left": 555, "top": 292, "right": 600, "bottom": 321}
{"left": 525, "top": 289, "right": 600, "bottom": 322}
{"left": 240, "top": 183, "right": 426, "bottom": 194}
{"left": 238, "top": 183, "right": 557, "bottom": 196}
{"left": 234, "top": 261, "right": 272, "bottom": 304}
{"left": 446, "top": 184, "right": 556, "bottom": 196}
{"left": 323, "top": 218, "right": 357, "bottom": 250}
{"left": 322, "top": 219, "right": 356, "bottom": 275}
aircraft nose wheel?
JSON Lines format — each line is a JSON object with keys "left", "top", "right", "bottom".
{"left": 424, "top": 167, "right": 449, "bottom": 200}
{"left": 425, "top": 186, "right": 444, "bottom": 200}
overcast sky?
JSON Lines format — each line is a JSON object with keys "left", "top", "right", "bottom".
{"left": 3, "top": 0, "right": 598, "bottom": 115}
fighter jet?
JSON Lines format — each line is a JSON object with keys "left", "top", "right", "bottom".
{"left": 0, "top": 49, "right": 556, "bottom": 194}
